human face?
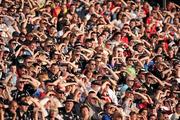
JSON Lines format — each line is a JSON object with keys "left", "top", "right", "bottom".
{"left": 70, "top": 5, "right": 76, "bottom": 12}
{"left": 10, "top": 65, "right": 17, "bottom": 73}
{"left": 24, "top": 59, "right": 33, "bottom": 67}
{"left": 122, "top": 16, "right": 127, "bottom": 23}
{"left": 130, "top": 114, "right": 137, "bottom": 120}
{"left": 17, "top": 81, "right": 25, "bottom": 91}
{"left": 18, "top": 68, "right": 28, "bottom": 76}
{"left": 81, "top": 107, "right": 90, "bottom": 117}
{"left": 10, "top": 101, "right": 18, "bottom": 111}
{"left": 162, "top": 114, "right": 169, "bottom": 120}
{"left": 51, "top": 65, "right": 59, "bottom": 75}
{"left": 86, "top": 42, "right": 92, "bottom": 48}
{"left": 95, "top": 58, "right": 101, "bottom": 66}
{"left": 21, "top": 105, "right": 28, "bottom": 112}
{"left": 156, "top": 56, "right": 163, "bottom": 63}
{"left": 29, "top": 42, "right": 37, "bottom": 51}
{"left": 65, "top": 101, "right": 74, "bottom": 112}
{"left": 50, "top": 110, "right": 58, "bottom": 118}
{"left": 141, "top": 110, "right": 148, "bottom": 117}
{"left": 89, "top": 61, "right": 96, "bottom": 70}
{"left": 137, "top": 45, "right": 143, "bottom": 52}
{"left": 88, "top": 93, "right": 98, "bottom": 106}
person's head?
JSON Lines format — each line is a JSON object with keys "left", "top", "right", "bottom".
{"left": 91, "top": 80, "right": 101, "bottom": 91}
{"left": 112, "top": 111, "right": 123, "bottom": 120}
{"left": 56, "top": 89, "right": 65, "bottom": 99}
{"left": 12, "top": 31, "right": 20, "bottom": 39}
{"left": 24, "top": 56, "right": 34, "bottom": 67}
{"left": 104, "top": 103, "right": 116, "bottom": 115}
{"left": 130, "top": 111, "right": 137, "bottom": 120}
{"left": 28, "top": 40, "right": 37, "bottom": 51}
{"left": 64, "top": 99, "right": 74, "bottom": 113}
{"left": 26, "top": 33, "right": 34, "bottom": 41}
{"left": 44, "top": 80, "right": 55, "bottom": 91}
{"left": 131, "top": 3, "right": 136, "bottom": 10}
{"left": 146, "top": 73, "right": 154, "bottom": 84}
{"left": 80, "top": 104, "right": 90, "bottom": 118}
{"left": 9, "top": 39, "right": 18, "bottom": 49}
{"left": 17, "top": 64, "right": 28, "bottom": 76}
{"left": 126, "top": 57, "right": 133, "bottom": 66}
{"left": 49, "top": 26, "right": 57, "bottom": 35}
{"left": 49, "top": 108, "right": 59, "bottom": 118}
{"left": 159, "top": 112, "right": 169, "bottom": 120}
{"left": 125, "top": 88, "right": 133, "bottom": 98}
{"left": 140, "top": 108, "right": 148, "bottom": 117}
{"left": 70, "top": 4, "right": 76, "bottom": 13}
{"left": 155, "top": 55, "right": 163, "bottom": 63}
{"left": 173, "top": 17, "right": 179, "bottom": 25}
{"left": 9, "top": 101, "right": 18, "bottom": 111}
{"left": 156, "top": 63, "right": 165, "bottom": 72}
{"left": 168, "top": 48, "right": 174, "bottom": 58}
{"left": 87, "top": 91, "right": 99, "bottom": 106}
{"left": 130, "top": 19, "right": 136, "bottom": 28}
{"left": 126, "top": 76, "right": 135, "bottom": 87}
{"left": 85, "top": 38, "right": 93, "bottom": 48}
{"left": 121, "top": 14, "right": 128, "bottom": 23}
{"left": 136, "top": 43, "right": 144, "bottom": 53}
{"left": 149, "top": 114, "right": 157, "bottom": 120}
{"left": 19, "top": 101, "right": 29, "bottom": 112}
{"left": 16, "top": 79, "right": 26, "bottom": 91}
{"left": 95, "top": 56, "right": 102, "bottom": 66}
{"left": 50, "top": 63, "right": 59, "bottom": 75}
{"left": 87, "top": 59, "right": 96, "bottom": 70}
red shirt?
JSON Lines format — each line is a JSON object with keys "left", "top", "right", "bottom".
{"left": 120, "top": 36, "right": 129, "bottom": 44}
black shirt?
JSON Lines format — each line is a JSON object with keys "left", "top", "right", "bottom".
{"left": 143, "top": 83, "right": 160, "bottom": 96}
{"left": 58, "top": 107, "right": 79, "bottom": 120}
{"left": 11, "top": 89, "right": 30, "bottom": 101}
{"left": 4, "top": 108, "right": 16, "bottom": 120}
{"left": 16, "top": 105, "right": 34, "bottom": 120}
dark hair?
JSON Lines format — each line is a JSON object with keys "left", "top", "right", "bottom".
{"left": 130, "top": 111, "right": 136, "bottom": 116}
{"left": 80, "top": 104, "right": 90, "bottom": 112}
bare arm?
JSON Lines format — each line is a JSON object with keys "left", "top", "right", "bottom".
{"left": 133, "top": 91, "right": 149, "bottom": 103}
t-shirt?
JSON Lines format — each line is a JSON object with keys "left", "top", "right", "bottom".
{"left": 11, "top": 89, "right": 30, "bottom": 101}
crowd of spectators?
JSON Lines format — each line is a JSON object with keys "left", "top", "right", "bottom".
{"left": 0, "top": 0, "right": 179, "bottom": 119}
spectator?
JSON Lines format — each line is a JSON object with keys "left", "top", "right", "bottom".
{"left": 0, "top": 0, "right": 179, "bottom": 119}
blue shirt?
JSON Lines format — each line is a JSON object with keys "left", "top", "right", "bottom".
{"left": 102, "top": 113, "right": 112, "bottom": 120}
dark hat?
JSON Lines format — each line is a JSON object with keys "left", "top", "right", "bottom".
{"left": 91, "top": 80, "right": 101, "bottom": 86}
{"left": 64, "top": 95, "right": 75, "bottom": 103}
{"left": 12, "top": 31, "right": 20, "bottom": 37}
{"left": 19, "top": 101, "right": 29, "bottom": 106}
